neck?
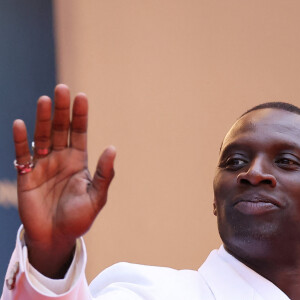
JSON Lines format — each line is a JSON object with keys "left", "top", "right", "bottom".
{"left": 226, "top": 243, "right": 300, "bottom": 300}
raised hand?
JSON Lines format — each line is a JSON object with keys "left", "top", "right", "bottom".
{"left": 12, "top": 84, "right": 116, "bottom": 278}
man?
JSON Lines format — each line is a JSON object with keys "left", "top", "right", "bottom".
{"left": 1, "top": 84, "right": 299, "bottom": 299}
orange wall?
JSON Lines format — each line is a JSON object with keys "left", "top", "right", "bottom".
{"left": 53, "top": 0, "right": 300, "bottom": 282}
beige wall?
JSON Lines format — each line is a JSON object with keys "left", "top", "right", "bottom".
{"left": 53, "top": 0, "right": 300, "bottom": 282}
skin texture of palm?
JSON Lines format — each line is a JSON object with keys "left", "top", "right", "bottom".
{"left": 13, "top": 84, "right": 116, "bottom": 278}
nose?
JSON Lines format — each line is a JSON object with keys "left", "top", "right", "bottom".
{"left": 236, "top": 157, "right": 277, "bottom": 187}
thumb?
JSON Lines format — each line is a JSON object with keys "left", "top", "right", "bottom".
{"left": 90, "top": 145, "right": 116, "bottom": 210}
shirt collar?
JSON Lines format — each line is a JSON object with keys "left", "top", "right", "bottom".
{"left": 218, "top": 245, "right": 290, "bottom": 300}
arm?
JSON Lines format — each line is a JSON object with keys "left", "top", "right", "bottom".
{"left": 2, "top": 84, "right": 116, "bottom": 298}
{"left": 15, "top": 84, "right": 116, "bottom": 278}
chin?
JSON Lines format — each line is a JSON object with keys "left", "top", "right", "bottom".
{"left": 218, "top": 218, "right": 285, "bottom": 258}
{"left": 218, "top": 220, "right": 300, "bottom": 265}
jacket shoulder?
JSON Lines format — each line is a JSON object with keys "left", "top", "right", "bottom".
{"left": 89, "top": 262, "right": 214, "bottom": 300}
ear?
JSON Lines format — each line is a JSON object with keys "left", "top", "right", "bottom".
{"left": 213, "top": 202, "right": 217, "bottom": 216}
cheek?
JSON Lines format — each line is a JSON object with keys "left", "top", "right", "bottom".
{"left": 280, "top": 178, "right": 300, "bottom": 219}
{"left": 213, "top": 170, "right": 235, "bottom": 205}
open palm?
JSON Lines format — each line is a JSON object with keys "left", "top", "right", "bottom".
{"left": 13, "top": 85, "right": 116, "bottom": 278}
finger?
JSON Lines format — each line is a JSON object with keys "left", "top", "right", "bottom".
{"left": 89, "top": 146, "right": 116, "bottom": 210}
{"left": 70, "top": 93, "right": 88, "bottom": 151}
{"left": 52, "top": 84, "right": 70, "bottom": 150}
{"left": 13, "top": 120, "right": 31, "bottom": 165}
{"left": 33, "top": 96, "right": 52, "bottom": 157}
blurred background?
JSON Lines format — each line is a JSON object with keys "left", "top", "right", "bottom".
{"left": 1, "top": 0, "right": 300, "bottom": 284}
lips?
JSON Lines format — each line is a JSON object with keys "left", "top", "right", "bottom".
{"left": 233, "top": 193, "right": 283, "bottom": 215}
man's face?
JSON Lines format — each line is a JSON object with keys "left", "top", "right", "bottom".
{"left": 213, "top": 108, "right": 300, "bottom": 258}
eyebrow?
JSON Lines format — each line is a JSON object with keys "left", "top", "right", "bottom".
{"left": 220, "top": 140, "right": 300, "bottom": 159}
{"left": 219, "top": 142, "right": 248, "bottom": 159}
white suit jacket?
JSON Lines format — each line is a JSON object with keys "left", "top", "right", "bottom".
{"left": 1, "top": 228, "right": 290, "bottom": 300}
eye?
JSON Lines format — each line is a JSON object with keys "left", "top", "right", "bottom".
{"left": 277, "top": 158, "right": 294, "bottom": 165}
{"left": 275, "top": 155, "right": 300, "bottom": 170}
{"left": 228, "top": 158, "right": 245, "bottom": 166}
{"left": 219, "top": 156, "right": 248, "bottom": 170}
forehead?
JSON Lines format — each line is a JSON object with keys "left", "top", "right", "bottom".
{"left": 221, "top": 108, "right": 300, "bottom": 152}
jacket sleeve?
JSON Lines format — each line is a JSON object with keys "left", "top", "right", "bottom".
{"left": 1, "top": 226, "right": 92, "bottom": 300}
{"left": 1, "top": 227, "right": 203, "bottom": 300}
{"left": 0, "top": 228, "right": 144, "bottom": 300}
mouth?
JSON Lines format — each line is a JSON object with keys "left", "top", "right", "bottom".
{"left": 233, "top": 194, "right": 282, "bottom": 215}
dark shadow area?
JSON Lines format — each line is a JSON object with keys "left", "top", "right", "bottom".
{"left": 0, "top": 207, "right": 21, "bottom": 282}
{"left": 0, "top": 0, "right": 56, "bottom": 285}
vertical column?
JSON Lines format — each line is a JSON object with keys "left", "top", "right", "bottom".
{"left": 0, "top": 0, "right": 56, "bottom": 284}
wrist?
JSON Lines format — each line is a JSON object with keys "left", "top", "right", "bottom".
{"left": 25, "top": 233, "right": 76, "bottom": 279}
